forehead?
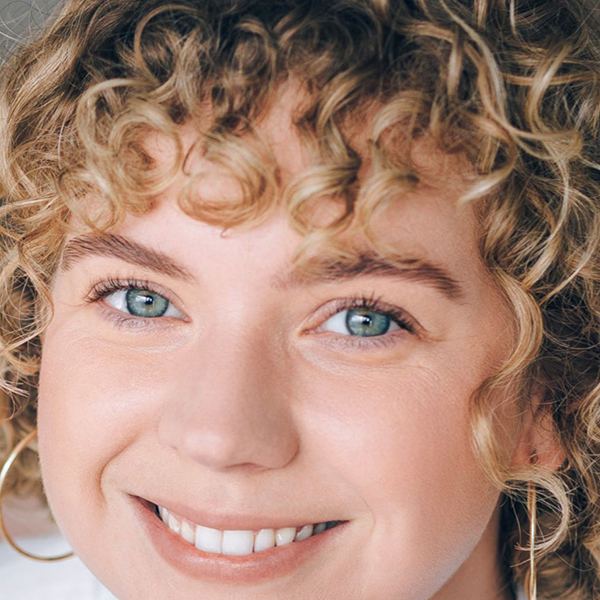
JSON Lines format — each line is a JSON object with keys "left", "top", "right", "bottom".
{"left": 142, "top": 80, "right": 473, "bottom": 209}
{"left": 67, "top": 80, "right": 489, "bottom": 298}
{"left": 69, "top": 151, "right": 485, "bottom": 303}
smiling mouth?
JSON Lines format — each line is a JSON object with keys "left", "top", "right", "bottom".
{"left": 130, "top": 495, "right": 351, "bottom": 584}
{"left": 151, "top": 502, "right": 346, "bottom": 556}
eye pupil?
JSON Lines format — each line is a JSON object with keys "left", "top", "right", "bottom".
{"left": 346, "top": 309, "right": 390, "bottom": 337}
{"left": 126, "top": 289, "right": 169, "bottom": 318}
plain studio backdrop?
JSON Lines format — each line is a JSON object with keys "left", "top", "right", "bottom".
{"left": 0, "top": 0, "right": 59, "bottom": 61}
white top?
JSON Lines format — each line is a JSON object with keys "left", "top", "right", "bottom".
{"left": 0, "top": 532, "right": 529, "bottom": 600}
{"left": 0, "top": 533, "right": 118, "bottom": 600}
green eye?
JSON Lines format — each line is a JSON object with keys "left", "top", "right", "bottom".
{"left": 100, "top": 284, "right": 185, "bottom": 320}
{"left": 321, "top": 306, "right": 402, "bottom": 338}
{"left": 345, "top": 309, "right": 393, "bottom": 337}
{"left": 125, "top": 289, "right": 169, "bottom": 318}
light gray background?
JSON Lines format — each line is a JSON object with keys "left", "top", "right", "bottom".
{"left": 0, "top": 0, "right": 60, "bottom": 61}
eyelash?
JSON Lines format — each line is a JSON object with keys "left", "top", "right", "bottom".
{"left": 313, "top": 291, "right": 416, "bottom": 349}
{"left": 86, "top": 276, "right": 176, "bottom": 332}
{"left": 85, "top": 276, "right": 416, "bottom": 348}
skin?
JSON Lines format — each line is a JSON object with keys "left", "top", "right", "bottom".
{"left": 36, "top": 86, "right": 561, "bottom": 600}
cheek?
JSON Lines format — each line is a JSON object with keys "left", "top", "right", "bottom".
{"left": 36, "top": 322, "right": 157, "bottom": 558}
{"left": 306, "top": 362, "right": 494, "bottom": 503}
{"left": 304, "top": 365, "right": 499, "bottom": 595}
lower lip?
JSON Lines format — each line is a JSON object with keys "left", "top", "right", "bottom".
{"left": 129, "top": 495, "right": 350, "bottom": 585}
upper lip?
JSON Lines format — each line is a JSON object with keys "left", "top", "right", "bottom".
{"left": 138, "top": 495, "right": 345, "bottom": 532}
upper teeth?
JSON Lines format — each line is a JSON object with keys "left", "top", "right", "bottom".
{"left": 158, "top": 505, "right": 331, "bottom": 556}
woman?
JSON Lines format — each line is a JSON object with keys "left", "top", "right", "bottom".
{"left": 1, "top": 1, "right": 598, "bottom": 598}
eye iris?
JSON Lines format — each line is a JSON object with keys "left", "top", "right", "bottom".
{"left": 125, "top": 289, "right": 169, "bottom": 318}
{"left": 346, "top": 309, "right": 390, "bottom": 337}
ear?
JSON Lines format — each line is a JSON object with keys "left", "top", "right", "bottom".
{"left": 510, "top": 391, "right": 567, "bottom": 470}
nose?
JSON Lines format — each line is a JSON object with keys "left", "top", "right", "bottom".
{"left": 158, "top": 326, "right": 301, "bottom": 473}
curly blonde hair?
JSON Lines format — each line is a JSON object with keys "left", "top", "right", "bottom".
{"left": 1, "top": 0, "right": 600, "bottom": 597}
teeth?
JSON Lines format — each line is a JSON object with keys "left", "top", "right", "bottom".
{"left": 181, "top": 520, "right": 195, "bottom": 544}
{"left": 156, "top": 505, "right": 338, "bottom": 555}
{"left": 168, "top": 513, "right": 181, "bottom": 535}
{"left": 222, "top": 530, "right": 255, "bottom": 556}
{"left": 195, "top": 525, "right": 222, "bottom": 553}
{"left": 275, "top": 527, "right": 296, "bottom": 547}
{"left": 313, "top": 522, "right": 327, "bottom": 535}
{"left": 295, "top": 524, "right": 313, "bottom": 541}
{"left": 254, "top": 528, "right": 275, "bottom": 553}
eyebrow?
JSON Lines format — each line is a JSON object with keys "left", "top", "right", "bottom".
{"left": 60, "top": 233, "right": 466, "bottom": 303}
{"left": 60, "top": 234, "right": 195, "bottom": 281}
{"left": 271, "top": 250, "right": 466, "bottom": 302}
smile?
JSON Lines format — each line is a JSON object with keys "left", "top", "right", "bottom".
{"left": 129, "top": 495, "right": 350, "bottom": 584}
{"left": 156, "top": 503, "right": 344, "bottom": 556}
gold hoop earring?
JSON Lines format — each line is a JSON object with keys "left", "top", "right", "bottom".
{"left": 527, "top": 480, "right": 538, "bottom": 600}
{"left": 0, "top": 428, "right": 74, "bottom": 562}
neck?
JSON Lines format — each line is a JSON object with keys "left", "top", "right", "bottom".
{"left": 431, "top": 501, "right": 515, "bottom": 600}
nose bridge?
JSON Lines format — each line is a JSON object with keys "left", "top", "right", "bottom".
{"left": 159, "top": 317, "right": 300, "bottom": 472}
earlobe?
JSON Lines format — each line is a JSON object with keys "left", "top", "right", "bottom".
{"left": 511, "top": 402, "right": 567, "bottom": 471}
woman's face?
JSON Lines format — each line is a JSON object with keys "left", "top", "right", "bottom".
{"left": 37, "top": 96, "right": 518, "bottom": 600}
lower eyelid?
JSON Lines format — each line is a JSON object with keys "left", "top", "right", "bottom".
{"left": 99, "top": 305, "right": 186, "bottom": 333}
{"left": 97, "top": 305, "right": 153, "bottom": 330}
{"left": 311, "top": 320, "right": 410, "bottom": 350}
{"left": 312, "top": 329, "right": 406, "bottom": 351}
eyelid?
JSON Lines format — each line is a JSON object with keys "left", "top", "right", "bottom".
{"left": 310, "top": 294, "right": 416, "bottom": 330}
{"left": 304, "top": 292, "right": 421, "bottom": 350}
{"left": 85, "top": 275, "right": 190, "bottom": 324}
